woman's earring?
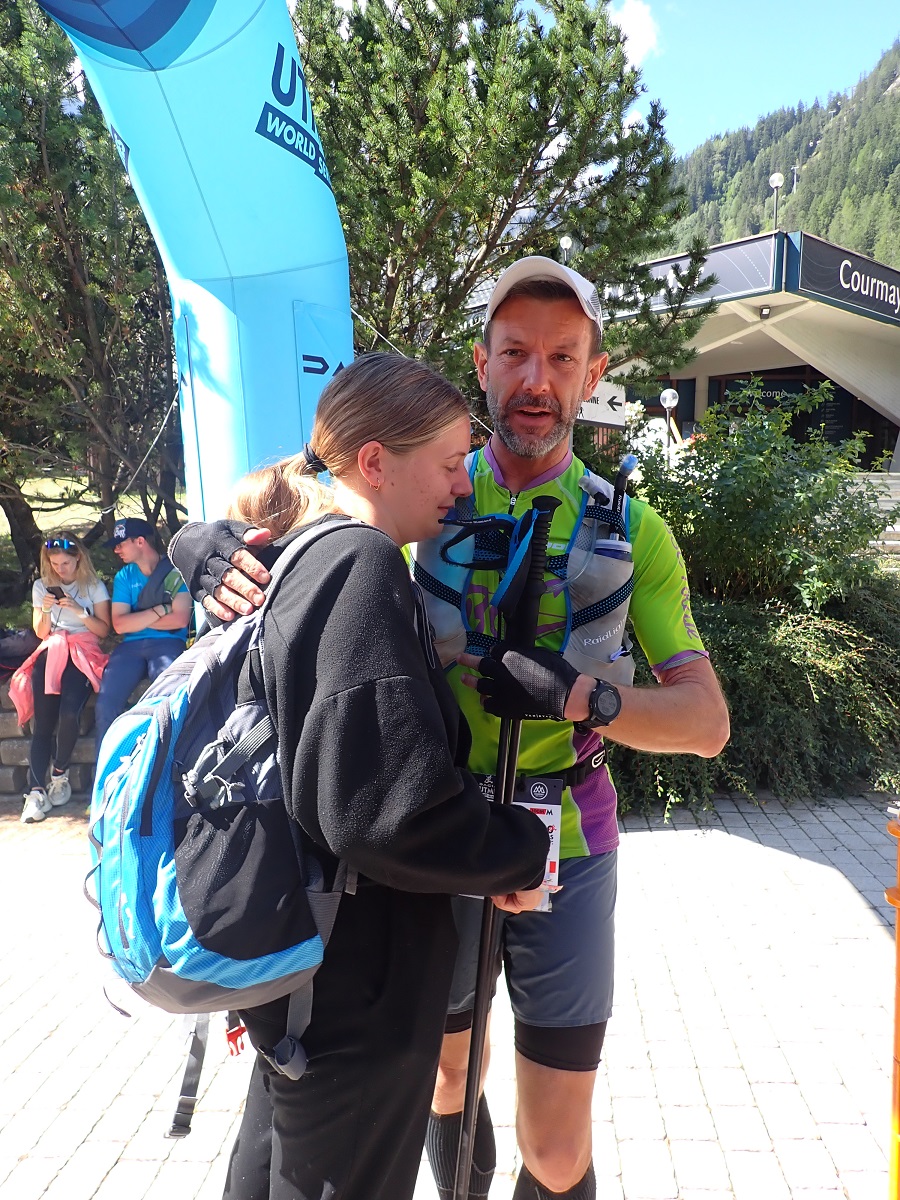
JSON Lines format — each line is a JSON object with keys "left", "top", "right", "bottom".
{"left": 370, "top": 478, "right": 382, "bottom": 492}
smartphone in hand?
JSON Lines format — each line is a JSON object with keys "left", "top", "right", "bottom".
{"left": 47, "top": 586, "right": 66, "bottom": 600}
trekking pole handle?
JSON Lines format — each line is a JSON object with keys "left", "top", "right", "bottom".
{"left": 509, "top": 495, "right": 561, "bottom": 650}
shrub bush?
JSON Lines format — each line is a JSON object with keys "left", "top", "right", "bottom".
{"left": 633, "top": 380, "right": 896, "bottom": 611}
{"left": 609, "top": 569, "right": 900, "bottom": 810}
{"left": 593, "top": 380, "right": 900, "bottom": 808}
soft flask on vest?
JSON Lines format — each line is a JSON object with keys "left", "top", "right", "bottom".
{"left": 412, "top": 454, "right": 637, "bottom": 685}
{"left": 560, "top": 472, "right": 636, "bottom": 687}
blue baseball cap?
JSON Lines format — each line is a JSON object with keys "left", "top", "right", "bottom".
{"left": 105, "top": 517, "right": 156, "bottom": 547}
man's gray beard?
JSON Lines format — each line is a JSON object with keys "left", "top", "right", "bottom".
{"left": 485, "top": 387, "right": 574, "bottom": 459}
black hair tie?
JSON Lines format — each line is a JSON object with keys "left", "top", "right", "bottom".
{"left": 302, "top": 443, "right": 327, "bottom": 474}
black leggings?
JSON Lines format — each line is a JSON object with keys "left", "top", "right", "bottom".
{"left": 224, "top": 883, "right": 459, "bottom": 1200}
{"left": 29, "top": 653, "right": 92, "bottom": 790}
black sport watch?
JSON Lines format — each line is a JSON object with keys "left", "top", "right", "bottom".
{"left": 581, "top": 680, "right": 622, "bottom": 729}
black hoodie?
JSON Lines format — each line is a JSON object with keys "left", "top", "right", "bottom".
{"left": 261, "top": 516, "right": 548, "bottom": 896}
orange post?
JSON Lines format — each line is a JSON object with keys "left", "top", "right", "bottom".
{"left": 884, "top": 811, "right": 900, "bottom": 1200}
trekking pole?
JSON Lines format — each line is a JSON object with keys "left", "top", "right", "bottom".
{"left": 452, "top": 494, "right": 561, "bottom": 1200}
{"left": 885, "top": 804, "right": 900, "bottom": 1199}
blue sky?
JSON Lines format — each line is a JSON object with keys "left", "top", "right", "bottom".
{"left": 611, "top": 0, "right": 900, "bottom": 157}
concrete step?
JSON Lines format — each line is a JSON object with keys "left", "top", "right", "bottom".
{"left": 858, "top": 474, "right": 900, "bottom": 549}
{"left": 858, "top": 471, "right": 900, "bottom": 500}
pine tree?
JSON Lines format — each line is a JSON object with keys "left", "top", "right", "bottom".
{"left": 0, "top": 0, "right": 181, "bottom": 575}
{"left": 294, "top": 0, "right": 712, "bottom": 386}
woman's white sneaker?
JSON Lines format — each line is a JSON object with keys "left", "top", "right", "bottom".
{"left": 21, "top": 789, "right": 51, "bottom": 823}
{"left": 47, "top": 771, "right": 72, "bottom": 807}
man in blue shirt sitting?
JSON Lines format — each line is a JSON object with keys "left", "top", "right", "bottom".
{"left": 94, "top": 517, "right": 192, "bottom": 752}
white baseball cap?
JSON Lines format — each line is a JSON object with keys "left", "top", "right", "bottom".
{"left": 484, "top": 255, "right": 603, "bottom": 337}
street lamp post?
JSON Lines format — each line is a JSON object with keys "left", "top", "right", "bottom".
{"left": 769, "top": 171, "right": 785, "bottom": 231}
{"left": 559, "top": 235, "right": 573, "bottom": 265}
{"left": 660, "top": 387, "right": 679, "bottom": 469}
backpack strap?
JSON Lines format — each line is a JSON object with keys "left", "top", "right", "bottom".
{"left": 259, "top": 517, "right": 370, "bottom": 612}
{"left": 135, "top": 555, "right": 180, "bottom": 611}
{"left": 260, "top": 859, "right": 357, "bottom": 1081}
{"left": 165, "top": 1013, "right": 210, "bottom": 1138}
{"left": 184, "top": 714, "right": 277, "bottom": 807}
{"left": 183, "top": 519, "right": 369, "bottom": 810}
{"left": 258, "top": 987, "right": 311, "bottom": 1081}
{"left": 334, "top": 859, "right": 358, "bottom": 897}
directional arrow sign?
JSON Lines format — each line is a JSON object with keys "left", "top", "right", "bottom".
{"left": 577, "top": 384, "right": 628, "bottom": 429}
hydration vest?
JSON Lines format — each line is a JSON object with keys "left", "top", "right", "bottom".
{"left": 410, "top": 451, "right": 636, "bottom": 687}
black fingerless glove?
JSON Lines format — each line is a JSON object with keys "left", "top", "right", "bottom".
{"left": 168, "top": 520, "right": 254, "bottom": 604}
{"left": 476, "top": 646, "right": 580, "bottom": 721}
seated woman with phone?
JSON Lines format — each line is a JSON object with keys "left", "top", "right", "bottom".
{"left": 10, "top": 532, "right": 111, "bottom": 823}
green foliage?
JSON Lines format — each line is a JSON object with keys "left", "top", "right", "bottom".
{"left": 603, "top": 378, "right": 900, "bottom": 809}
{"left": 632, "top": 380, "right": 895, "bottom": 611}
{"left": 2, "top": 0, "right": 716, "bottom": 572}
{"left": 0, "top": 595, "right": 32, "bottom": 630}
{"left": 0, "top": 0, "right": 183, "bottom": 572}
{"left": 611, "top": 572, "right": 900, "bottom": 808}
{"left": 668, "top": 40, "right": 900, "bottom": 267}
{"left": 294, "top": 0, "right": 713, "bottom": 386}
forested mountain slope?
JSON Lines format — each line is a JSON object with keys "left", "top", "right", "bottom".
{"left": 669, "top": 41, "right": 900, "bottom": 267}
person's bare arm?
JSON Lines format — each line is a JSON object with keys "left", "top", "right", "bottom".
{"left": 33, "top": 595, "right": 56, "bottom": 638}
{"left": 111, "top": 601, "right": 163, "bottom": 635}
{"left": 55, "top": 594, "right": 111, "bottom": 638}
{"left": 151, "top": 590, "right": 193, "bottom": 631}
{"left": 459, "top": 650, "right": 730, "bottom": 760}
{"left": 564, "top": 655, "right": 729, "bottom": 758}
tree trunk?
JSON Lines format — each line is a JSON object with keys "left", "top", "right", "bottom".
{"left": 0, "top": 482, "right": 42, "bottom": 583}
{"left": 94, "top": 442, "right": 116, "bottom": 539}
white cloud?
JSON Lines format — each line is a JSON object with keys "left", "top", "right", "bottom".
{"left": 609, "top": 0, "right": 660, "bottom": 66}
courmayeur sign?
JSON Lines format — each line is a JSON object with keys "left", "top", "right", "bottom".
{"left": 797, "top": 233, "right": 900, "bottom": 327}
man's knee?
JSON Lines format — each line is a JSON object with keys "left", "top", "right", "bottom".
{"left": 517, "top": 1130, "right": 592, "bottom": 1194}
{"left": 433, "top": 1030, "right": 472, "bottom": 1113}
{"left": 148, "top": 649, "right": 181, "bottom": 681}
{"left": 95, "top": 672, "right": 136, "bottom": 743}
{"left": 515, "top": 1055, "right": 596, "bottom": 1193}
{"left": 95, "top": 679, "right": 124, "bottom": 718}
{"left": 432, "top": 1027, "right": 492, "bottom": 1115}
{"left": 99, "top": 650, "right": 131, "bottom": 695}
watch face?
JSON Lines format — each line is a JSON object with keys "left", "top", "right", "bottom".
{"left": 588, "top": 683, "right": 621, "bottom": 726}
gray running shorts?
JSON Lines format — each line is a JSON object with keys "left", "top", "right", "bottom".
{"left": 446, "top": 850, "right": 617, "bottom": 1028}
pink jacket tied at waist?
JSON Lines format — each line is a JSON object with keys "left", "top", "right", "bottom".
{"left": 9, "top": 631, "right": 109, "bottom": 726}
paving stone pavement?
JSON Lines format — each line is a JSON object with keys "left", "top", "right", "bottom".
{"left": 1, "top": 791, "right": 896, "bottom": 1200}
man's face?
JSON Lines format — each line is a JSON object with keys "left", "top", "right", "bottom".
{"left": 114, "top": 536, "right": 141, "bottom": 563}
{"left": 474, "top": 294, "right": 608, "bottom": 460}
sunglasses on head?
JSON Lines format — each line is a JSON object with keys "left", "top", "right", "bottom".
{"left": 45, "top": 537, "right": 77, "bottom": 552}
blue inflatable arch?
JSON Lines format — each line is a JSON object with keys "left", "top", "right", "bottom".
{"left": 38, "top": 0, "right": 354, "bottom": 519}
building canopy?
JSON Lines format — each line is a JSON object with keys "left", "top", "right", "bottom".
{"left": 637, "top": 233, "right": 900, "bottom": 443}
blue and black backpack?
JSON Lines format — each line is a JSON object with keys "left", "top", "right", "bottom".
{"left": 86, "top": 519, "right": 360, "bottom": 1101}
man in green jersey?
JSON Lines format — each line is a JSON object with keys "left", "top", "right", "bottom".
{"left": 417, "top": 259, "right": 729, "bottom": 1200}
{"left": 174, "top": 257, "right": 730, "bottom": 1200}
